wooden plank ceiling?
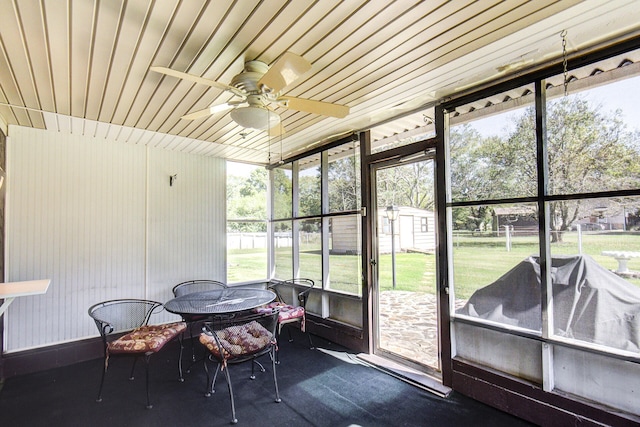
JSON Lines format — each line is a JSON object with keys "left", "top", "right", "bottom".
{"left": 0, "top": 0, "right": 639, "bottom": 165}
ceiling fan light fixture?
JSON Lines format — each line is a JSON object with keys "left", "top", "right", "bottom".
{"left": 230, "top": 106, "right": 280, "bottom": 130}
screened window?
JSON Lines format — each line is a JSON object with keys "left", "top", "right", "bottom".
{"left": 421, "top": 217, "right": 428, "bottom": 232}
{"left": 547, "top": 74, "right": 640, "bottom": 195}
{"left": 448, "top": 84, "right": 537, "bottom": 330}
{"left": 329, "top": 215, "right": 361, "bottom": 295}
{"left": 328, "top": 144, "right": 360, "bottom": 212}
{"left": 449, "top": 88, "right": 537, "bottom": 202}
{"left": 273, "top": 166, "right": 292, "bottom": 219}
{"left": 544, "top": 60, "right": 640, "bottom": 352}
{"left": 273, "top": 220, "right": 292, "bottom": 279}
{"left": 447, "top": 47, "right": 640, "bottom": 416}
{"left": 226, "top": 162, "right": 267, "bottom": 283}
{"left": 299, "top": 154, "right": 321, "bottom": 217}
{"left": 452, "top": 202, "right": 541, "bottom": 333}
{"left": 298, "top": 218, "right": 322, "bottom": 286}
{"left": 270, "top": 138, "right": 362, "bottom": 305}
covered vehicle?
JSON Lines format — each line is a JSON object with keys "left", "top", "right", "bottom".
{"left": 456, "top": 255, "right": 640, "bottom": 352}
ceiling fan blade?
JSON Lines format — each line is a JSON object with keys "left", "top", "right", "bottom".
{"left": 279, "top": 96, "right": 349, "bottom": 118}
{"left": 181, "top": 103, "right": 236, "bottom": 120}
{"left": 258, "top": 52, "right": 311, "bottom": 93}
{"left": 150, "top": 66, "right": 245, "bottom": 97}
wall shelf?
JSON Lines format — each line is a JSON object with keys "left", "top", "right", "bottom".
{"left": 0, "top": 279, "right": 51, "bottom": 317}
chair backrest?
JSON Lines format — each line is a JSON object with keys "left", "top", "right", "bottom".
{"left": 201, "top": 309, "right": 279, "bottom": 362}
{"left": 172, "top": 279, "right": 227, "bottom": 297}
{"left": 270, "top": 278, "right": 315, "bottom": 307}
{"left": 88, "top": 299, "right": 162, "bottom": 338}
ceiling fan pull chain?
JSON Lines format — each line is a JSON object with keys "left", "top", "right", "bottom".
{"left": 279, "top": 126, "right": 284, "bottom": 165}
{"left": 268, "top": 124, "right": 272, "bottom": 165}
{"left": 561, "top": 29, "right": 569, "bottom": 97}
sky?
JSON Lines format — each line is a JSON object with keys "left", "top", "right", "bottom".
{"left": 228, "top": 161, "right": 261, "bottom": 177}
{"left": 472, "top": 74, "right": 640, "bottom": 138}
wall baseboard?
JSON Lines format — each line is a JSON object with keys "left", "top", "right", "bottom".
{"left": 452, "top": 359, "right": 640, "bottom": 427}
{"left": 1, "top": 337, "right": 102, "bottom": 379}
{"left": 307, "top": 315, "right": 367, "bottom": 353}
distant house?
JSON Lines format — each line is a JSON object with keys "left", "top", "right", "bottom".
{"left": 575, "top": 212, "right": 626, "bottom": 231}
{"left": 331, "top": 206, "right": 435, "bottom": 255}
{"left": 601, "top": 213, "right": 626, "bottom": 230}
{"left": 492, "top": 207, "right": 538, "bottom": 235}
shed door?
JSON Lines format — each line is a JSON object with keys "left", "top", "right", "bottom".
{"left": 399, "top": 215, "right": 414, "bottom": 250}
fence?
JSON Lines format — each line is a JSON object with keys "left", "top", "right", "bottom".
{"left": 228, "top": 232, "right": 320, "bottom": 250}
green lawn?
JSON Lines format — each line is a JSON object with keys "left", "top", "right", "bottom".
{"left": 377, "top": 252, "right": 435, "bottom": 293}
{"left": 451, "top": 231, "right": 640, "bottom": 299}
{"left": 229, "top": 232, "right": 640, "bottom": 299}
{"left": 227, "top": 247, "right": 268, "bottom": 283}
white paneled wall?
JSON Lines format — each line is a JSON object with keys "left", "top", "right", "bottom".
{"left": 4, "top": 126, "right": 226, "bottom": 351}
{"left": 146, "top": 148, "right": 226, "bottom": 324}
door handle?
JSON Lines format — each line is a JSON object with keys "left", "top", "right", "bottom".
{"left": 370, "top": 259, "right": 377, "bottom": 266}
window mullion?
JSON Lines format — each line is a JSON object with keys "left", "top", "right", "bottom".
{"left": 292, "top": 161, "right": 300, "bottom": 279}
{"left": 321, "top": 151, "right": 329, "bottom": 291}
{"left": 535, "top": 79, "right": 555, "bottom": 392}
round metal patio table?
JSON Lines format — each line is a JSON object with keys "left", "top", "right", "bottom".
{"left": 164, "top": 287, "right": 276, "bottom": 317}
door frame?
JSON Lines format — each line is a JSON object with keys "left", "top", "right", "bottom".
{"left": 366, "top": 147, "right": 444, "bottom": 378}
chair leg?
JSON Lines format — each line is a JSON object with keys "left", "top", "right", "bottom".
{"left": 177, "top": 333, "right": 184, "bottom": 382}
{"left": 204, "top": 358, "right": 221, "bottom": 397}
{"left": 307, "top": 330, "right": 315, "bottom": 350}
{"left": 144, "top": 354, "right": 152, "bottom": 409}
{"left": 250, "top": 358, "right": 256, "bottom": 380}
{"left": 189, "top": 323, "right": 197, "bottom": 362}
{"left": 129, "top": 356, "right": 138, "bottom": 380}
{"left": 222, "top": 365, "right": 238, "bottom": 424}
{"left": 275, "top": 324, "right": 282, "bottom": 364}
{"left": 270, "top": 346, "right": 282, "bottom": 403}
{"left": 185, "top": 325, "right": 204, "bottom": 374}
{"left": 252, "top": 360, "right": 266, "bottom": 377}
{"left": 291, "top": 320, "right": 315, "bottom": 349}
{"left": 96, "top": 354, "right": 108, "bottom": 403}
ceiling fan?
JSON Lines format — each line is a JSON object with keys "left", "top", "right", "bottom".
{"left": 151, "top": 52, "right": 349, "bottom": 133}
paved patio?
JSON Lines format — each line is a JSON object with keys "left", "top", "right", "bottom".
{"left": 378, "top": 291, "right": 466, "bottom": 369}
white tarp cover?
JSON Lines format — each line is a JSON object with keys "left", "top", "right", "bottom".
{"left": 457, "top": 255, "right": 640, "bottom": 352}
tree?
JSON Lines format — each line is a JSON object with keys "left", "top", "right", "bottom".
{"left": 449, "top": 124, "right": 495, "bottom": 230}
{"left": 451, "top": 95, "right": 640, "bottom": 239}
{"left": 299, "top": 173, "right": 321, "bottom": 216}
{"left": 272, "top": 168, "right": 292, "bottom": 219}
{"left": 227, "top": 166, "right": 268, "bottom": 232}
{"left": 328, "top": 155, "right": 360, "bottom": 212}
{"left": 376, "top": 160, "right": 435, "bottom": 210}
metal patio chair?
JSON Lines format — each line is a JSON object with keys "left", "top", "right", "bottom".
{"left": 172, "top": 280, "right": 228, "bottom": 364}
{"left": 200, "top": 309, "right": 281, "bottom": 424}
{"left": 88, "top": 299, "right": 186, "bottom": 409}
{"left": 259, "top": 278, "right": 315, "bottom": 362}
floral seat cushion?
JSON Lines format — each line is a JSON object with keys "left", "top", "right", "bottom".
{"left": 256, "top": 302, "right": 306, "bottom": 330}
{"left": 108, "top": 322, "right": 186, "bottom": 355}
{"left": 200, "top": 320, "right": 273, "bottom": 360}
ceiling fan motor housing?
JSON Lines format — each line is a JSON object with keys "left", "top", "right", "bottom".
{"left": 230, "top": 60, "right": 270, "bottom": 94}
{"left": 227, "top": 60, "right": 280, "bottom": 129}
